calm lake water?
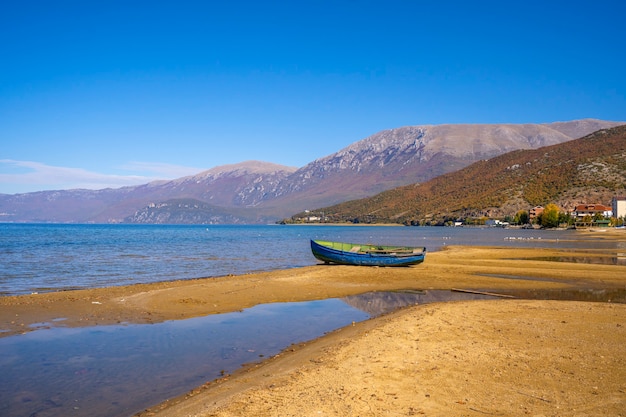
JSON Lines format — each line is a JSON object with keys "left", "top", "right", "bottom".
{"left": 1, "top": 224, "right": 624, "bottom": 417}
{"left": 0, "top": 290, "right": 506, "bottom": 417}
{"left": 1, "top": 223, "right": 623, "bottom": 296}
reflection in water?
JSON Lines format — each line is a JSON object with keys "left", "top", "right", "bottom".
{"left": 523, "top": 256, "right": 626, "bottom": 266}
{"left": 0, "top": 289, "right": 623, "bottom": 417}
{"left": 342, "top": 290, "right": 499, "bottom": 315}
{"left": 501, "top": 288, "right": 626, "bottom": 303}
{"left": 344, "top": 288, "right": 625, "bottom": 317}
{"left": 0, "top": 300, "right": 369, "bottom": 417}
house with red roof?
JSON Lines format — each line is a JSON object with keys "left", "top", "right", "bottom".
{"left": 573, "top": 204, "right": 613, "bottom": 220}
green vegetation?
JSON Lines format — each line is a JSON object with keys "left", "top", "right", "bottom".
{"left": 538, "top": 203, "right": 560, "bottom": 228}
{"left": 513, "top": 210, "right": 529, "bottom": 225}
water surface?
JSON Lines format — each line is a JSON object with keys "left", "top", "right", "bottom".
{"left": 4, "top": 291, "right": 480, "bottom": 417}
{"left": 2, "top": 224, "right": 622, "bottom": 296}
{"left": 0, "top": 298, "right": 369, "bottom": 417}
{"left": 1, "top": 224, "right": 624, "bottom": 416}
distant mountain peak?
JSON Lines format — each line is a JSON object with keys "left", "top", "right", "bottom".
{"left": 174, "top": 161, "right": 297, "bottom": 184}
{"left": 203, "top": 160, "right": 298, "bottom": 176}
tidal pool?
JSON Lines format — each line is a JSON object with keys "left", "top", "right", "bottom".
{"left": 0, "top": 291, "right": 441, "bottom": 417}
{"left": 0, "top": 288, "right": 621, "bottom": 417}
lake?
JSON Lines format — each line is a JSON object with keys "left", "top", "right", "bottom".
{"left": 1, "top": 223, "right": 621, "bottom": 296}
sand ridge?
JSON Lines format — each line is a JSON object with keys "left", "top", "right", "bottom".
{"left": 2, "top": 245, "right": 625, "bottom": 338}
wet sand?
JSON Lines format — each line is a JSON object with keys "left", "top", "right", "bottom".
{"left": 138, "top": 300, "right": 625, "bottom": 417}
{"left": 2, "top": 230, "right": 626, "bottom": 416}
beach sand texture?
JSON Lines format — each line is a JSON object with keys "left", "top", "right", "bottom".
{"left": 141, "top": 300, "right": 625, "bottom": 417}
{"left": 2, "top": 230, "right": 625, "bottom": 416}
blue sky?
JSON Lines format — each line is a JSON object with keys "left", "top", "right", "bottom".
{"left": 1, "top": 1, "right": 625, "bottom": 194}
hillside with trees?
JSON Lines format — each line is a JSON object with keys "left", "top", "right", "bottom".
{"left": 285, "top": 125, "right": 626, "bottom": 226}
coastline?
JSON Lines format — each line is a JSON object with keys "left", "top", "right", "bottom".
{"left": 2, "top": 239, "right": 626, "bottom": 416}
{"left": 2, "top": 244, "right": 625, "bottom": 338}
{"left": 137, "top": 300, "right": 626, "bottom": 417}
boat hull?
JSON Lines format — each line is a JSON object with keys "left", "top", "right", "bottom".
{"left": 310, "top": 240, "right": 426, "bottom": 267}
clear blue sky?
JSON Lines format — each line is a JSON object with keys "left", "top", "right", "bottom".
{"left": 1, "top": 0, "right": 625, "bottom": 194}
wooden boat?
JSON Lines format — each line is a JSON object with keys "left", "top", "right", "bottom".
{"left": 310, "top": 240, "right": 426, "bottom": 267}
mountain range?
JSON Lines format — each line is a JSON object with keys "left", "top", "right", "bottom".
{"left": 1, "top": 118, "right": 623, "bottom": 224}
{"left": 290, "top": 124, "right": 626, "bottom": 225}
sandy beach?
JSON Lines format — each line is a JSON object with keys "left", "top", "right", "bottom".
{"left": 2, "top": 230, "right": 625, "bottom": 416}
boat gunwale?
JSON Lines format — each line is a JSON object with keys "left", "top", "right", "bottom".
{"left": 312, "top": 240, "right": 426, "bottom": 255}
{"left": 310, "top": 239, "right": 426, "bottom": 267}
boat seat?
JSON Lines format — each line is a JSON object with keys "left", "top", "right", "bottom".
{"left": 349, "top": 246, "right": 361, "bottom": 252}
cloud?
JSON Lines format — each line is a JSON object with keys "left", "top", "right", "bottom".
{"left": 0, "top": 159, "right": 204, "bottom": 194}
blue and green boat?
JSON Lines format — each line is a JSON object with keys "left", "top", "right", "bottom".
{"left": 310, "top": 240, "right": 426, "bottom": 267}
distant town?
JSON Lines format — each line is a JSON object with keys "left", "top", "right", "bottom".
{"left": 294, "top": 197, "right": 626, "bottom": 229}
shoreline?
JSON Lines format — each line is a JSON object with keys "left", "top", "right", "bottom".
{"left": 2, "top": 244, "right": 625, "bottom": 339}
{"left": 136, "top": 299, "right": 626, "bottom": 417}
{"left": 2, "top": 241, "right": 626, "bottom": 416}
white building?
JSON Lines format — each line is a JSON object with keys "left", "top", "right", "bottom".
{"left": 573, "top": 204, "right": 613, "bottom": 219}
{"left": 485, "top": 219, "right": 508, "bottom": 227}
{"left": 612, "top": 196, "right": 626, "bottom": 219}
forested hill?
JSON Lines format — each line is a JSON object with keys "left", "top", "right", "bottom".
{"left": 287, "top": 125, "right": 626, "bottom": 225}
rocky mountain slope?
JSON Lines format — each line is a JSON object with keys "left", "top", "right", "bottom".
{"left": 289, "top": 125, "right": 626, "bottom": 225}
{"left": 0, "top": 161, "right": 297, "bottom": 223}
{"left": 270, "top": 119, "right": 619, "bottom": 208}
{"left": 0, "top": 119, "right": 623, "bottom": 224}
